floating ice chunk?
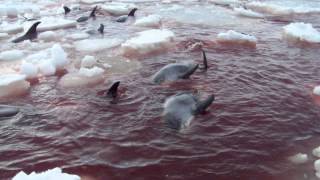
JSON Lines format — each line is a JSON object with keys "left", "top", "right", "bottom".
{"left": 66, "top": 33, "right": 89, "bottom": 41}
{"left": 0, "top": 50, "right": 24, "bottom": 61}
{"left": 233, "top": 7, "right": 264, "bottom": 18}
{"left": 6, "top": 7, "right": 18, "bottom": 18}
{"left": 59, "top": 67, "right": 105, "bottom": 88}
{"left": 38, "top": 31, "right": 57, "bottom": 42}
{"left": 0, "top": 23, "right": 23, "bottom": 34}
{"left": 283, "top": 22, "right": 320, "bottom": 43}
{"left": 121, "top": 29, "right": 175, "bottom": 56}
{"left": 39, "top": 60, "right": 56, "bottom": 76}
{"left": 0, "top": 74, "right": 29, "bottom": 98}
{"left": 315, "top": 159, "right": 320, "bottom": 172}
{"left": 313, "top": 86, "right": 320, "bottom": 96}
{"left": 217, "top": 30, "right": 257, "bottom": 46}
{"left": 80, "top": 0, "right": 108, "bottom": 4}
{"left": 51, "top": 44, "right": 69, "bottom": 70}
{"left": 313, "top": 146, "right": 320, "bottom": 157}
{"left": 74, "top": 38, "right": 123, "bottom": 53}
{"left": 289, "top": 153, "right": 308, "bottom": 164}
{"left": 81, "top": 55, "right": 96, "bottom": 68}
{"left": 12, "top": 167, "right": 81, "bottom": 180}
{"left": 20, "top": 61, "right": 38, "bottom": 79}
{"left": 101, "top": 3, "right": 137, "bottom": 16}
{"left": 0, "top": 33, "right": 9, "bottom": 39}
{"left": 134, "top": 15, "right": 162, "bottom": 28}
{"left": 210, "top": 0, "right": 241, "bottom": 6}
{"left": 24, "top": 17, "right": 76, "bottom": 32}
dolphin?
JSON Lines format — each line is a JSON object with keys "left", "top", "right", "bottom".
{"left": 152, "top": 62, "right": 199, "bottom": 84}
{"left": 116, "top": 8, "right": 138, "bottom": 23}
{"left": 200, "top": 50, "right": 208, "bottom": 70}
{"left": 104, "top": 81, "right": 120, "bottom": 98}
{"left": 63, "top": 6, "right": 71, "bottom": 15}
{"left": 98, "top": 24, "right": 104, "bottom": 34}
{"left": 77, "top": 6, "right": 98, "bottom": 22}
{"left": 12, "top": 21, "right": 41, "bottom": 43}
{"left": 163, "top": 93, "right": 215, "bottom": 130}
{"left": 0, "top": 105, "right": 19, "bottom": 117}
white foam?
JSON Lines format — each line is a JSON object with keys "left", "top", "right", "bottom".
{"left": 20, "top": 61, "right": 38, "bottom": 79}
{"left": 74, "top": 38, "right": 123, "bottom": 53}
{"left": 38, "top": 31, "right": 58, "bottom": 42}
{"left": 233, "top": 7, "right": 264, "bottom": 18}
{"left": 81, "top": 55, "right": 96, "bottom": 68}
{"left": 0, "top": 74, "right": 29, "bottom": 98}
{"left": 134, "top": 15, "right": 162, "bottom": 28}
{"left": 51, "top": 43, "right": 69, "bottom": 70}
{"left": 313, "top": 86, "right": 320, "bottom": 96}
{"left": 101, "top": 3, "right": 137, "bottom": 16}
{"left": 289, "top": 153, "right": 308, "bottom": 164}
{"left": 66, "top": 33, "right": 90, "bottom": 41}
{"left": 121, "top": 29, "right": 175, "bottom": 56}
{"left": 283, "top": 22, "right": 320, "bottom": 43}
{"left": 12, "top": 167, "right": 80, "bottom": 180}
{"left": 0, "top": 50, "right": 24, "bottom": 61}
{"left": 217, "top": 30, "right": 257, "bottom": 46}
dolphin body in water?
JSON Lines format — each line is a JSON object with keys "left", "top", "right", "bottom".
{"left": 163, "top": 93, "right": 215, "bottom": 130}
{"left": 116, "top": 8, "right": 138, "bottom": 23}
{"left": 77, "top": 6, "right": 98, "bottom": 22}
{"left": 152, "top": 50, "right": 208, "bottom": 84}
{"left": 104, "top": 81, "right": 120, "bottom": 98}
{"left": 0, "top": 105, "right": 19, "bottom": 117}
{"left": 12, "top": 21, "right": 41, "bottom": 43}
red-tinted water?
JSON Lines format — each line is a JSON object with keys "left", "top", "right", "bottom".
{"left": 1, "top": 1, "right": 320, "bottom": 180}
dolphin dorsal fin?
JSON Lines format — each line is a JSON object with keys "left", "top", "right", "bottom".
{"left": 98, "top": 24, "right": 104, "bottom": 34}
{"left": 195, "top": 95, "right": 215, "bottom": 114}
{"left": 63, "top": 6, "right": 71, "bottom": 15}
{"left": 106, "top": 81, "right": 120, "bottom": 98}
{"left": 181, "top": 64, "right": 199, "bottom": 79}
{"left": 90, "top": 6, "right": 98, "bottom": 17}
{"left": 128, "top": 8, "right": 137, "bottom": 17}
{"left": 25, "top": 21, "right": 41, "bottom": 37}
{"left": 202, "top": 50, "right": 208, "bottom": 70}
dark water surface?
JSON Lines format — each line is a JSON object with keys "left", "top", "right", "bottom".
{"left": 1, "top": 0, "right": 320, "bottom": 180}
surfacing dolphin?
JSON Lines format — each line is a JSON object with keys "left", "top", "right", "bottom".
{"left": 77, "top": 6, "right": 98, "bottom": 22}
{"left": 12, "top": 21, "right": 41, "bottom": 43}
{"left": 104, "top": 81, "right": 120, "bottom": 98}
{"left": 63, "top": 6, "right": 71, "bottom": 15}
{"left": 98, "top": 24, "right": 104, "bottom": 34}
{"left": 163, "top": 93, "right": 215, "bottom": 130}
{"left": 0, "top": 105, "right": 19, "bottom": 117}
{"left": 116, "top": 8, "right": 138, "bottom": 23}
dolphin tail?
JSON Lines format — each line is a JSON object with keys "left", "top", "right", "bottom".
{"left": 202, "top": 50, "right": 208, "bottom": 70}
{"left": 195, "top": 94, "right": 215, "bottom": 114}
{"left": 181, "top": 64, "right": 199, "bottom": 79}
{"left": 90, "top": 6, "right": 98, "bottom": 17}
{"left": 106, "top": 81, "right": 120, "bottom": 98}
{"left": 128, "top": 8, "right": 138, "bottom": 17}
{"left": 12, "top": 21, "right": 41, "bottom": 43}
{"left": 63, "top": 6, "right": 71, "bottom": 15}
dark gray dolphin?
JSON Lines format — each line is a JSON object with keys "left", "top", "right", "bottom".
{"left": 105, "top": 81, "right": 120, "bottom": 98}
{"left": 63, "top": 6, "right": 71, "bottom": 15}
{"left": 98, "top": 24, "right": 104, "bottom": 34}
{"left": 152, "top": 62, "right": 199, "bottom": 84}
{"left": 201, "top": 50, "right": 208, "bottom": 70}
{"left": 0, "top": 105, "right": 19, "bottom": 117}
{"left": 116, "top": 8, "right": 138, "bottom": 23}
{"left": 12, "top": 21, "right": 41, "bottom": 43}
{"left": 163, "top": 93, "right": 215, "bottom": 130}
{"left": 77, "top": 6, "right": 97, "bottom": 22}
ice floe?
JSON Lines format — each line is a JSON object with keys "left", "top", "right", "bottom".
{"left": 0, "top": 22, "right": 23, "bottom": 34}
{"left": 313, "top": 86, "right": 320, "bottom": 96}
{"left": 101, "top": 2, "right": 137, "bottom": 16}
{"left": 288, "top": 153, "right": 308, "bottom": 164}
{"left": 81, "top": 55, "right": 97, "bottom": 68}
{"left": 0, "top": 74, "right": 29, "bottom": 98}
{"left": 12, "top": 167, "right": 80, "bottom": 180}
{"left": 59, "top": 67, "right": 105, "bottom": 88}
{"left": 216, "top": 30, "right": 257, "bottom": 47}
{"left": 282, "top": 22, "right": 320, "bottom": 44}
{"left": 134, "top": 15, "right": 162, "bottom": 28}
{"left": 24, "top": 17, "right": 77, "bottom": 32}
{"left": 80, "top": 0, "right": 108, "bottom": 4}
{"left": 20, "top": 61, "right": 38, "bottom": 79}
{"left": 121, "top": 29, "right": 175, "bottom": 56}
{"left": 38, "top": 31, "right": 58, "bottom": 42}
{"left": 0, "top": 50, "right": 24, "bottom": 61}
{"left": 210, "top": 0, "right": 241, "bottom": 6}
{"left": 233, "top": 7, "right": 264, "bottom": 18}
{"left": 313, "top": 146, "right": 320, "bottom": 157}
{"left": 66, "top": 33, "right": 90, "bottom": 41}
{"left": 74, "top": 38, "right": 123, "bottom": 53}
{"left": 51, "top": 43, "right": 69, "bottom": 70}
